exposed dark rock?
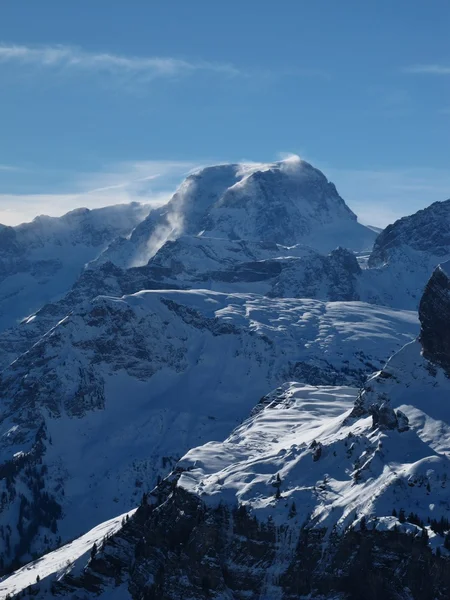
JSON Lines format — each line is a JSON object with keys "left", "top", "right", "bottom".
{"left": 50, "top": 483, "right": 450, "bottom": 600}
{"left": 370, "top": 402, "right": 398, "bottom": 430}
{"left": 419, "top": 264, "right": 450, "bottom": 375}
{"left": 396, "top": 409, "right": 410, "bottom": 432}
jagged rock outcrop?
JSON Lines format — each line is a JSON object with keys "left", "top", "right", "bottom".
{"left": 419, "top": 262, "right": 450, "bottom": 374}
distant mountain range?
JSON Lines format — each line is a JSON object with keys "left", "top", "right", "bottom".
{"left": 1, "top": 158, "right": 450, "bottom": 600}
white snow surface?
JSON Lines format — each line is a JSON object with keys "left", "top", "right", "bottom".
{"left": 0, "top": 509, "right": 136, "bottom": 598}
{"left": 0, "top": 289, "right": 418, "bottom": 565}
{"left": 0, "top": 202, "right": 151, "bottom": 332}
{"left": 178, "top": 372, "right": 450, "bottom": 534}
{"left": 94, "top": 157, "right": 376, "bottom": 269}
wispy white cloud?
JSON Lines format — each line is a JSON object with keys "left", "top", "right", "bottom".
{"left": 5, "top": 154, "right": 449, "bottom": 230}
{"left": 0, "top": 159, "right": 198, "bottom": 226}
{"left": 0, "top": 164, "right": 20, "bottom": 172}
{"left": 0, "top": 43, "right": 240, "bottom": 81}
{"left": 404, "top": 64, "right": 450, "bottom": 75}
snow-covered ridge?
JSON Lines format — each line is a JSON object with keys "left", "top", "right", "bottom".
{"left": 178, "top": 377, "right": 450, "bottom": 534}
{"left": 0, "top": 202, "right": 151, "bottom": 332}
{"left": 0, "top": 510, "right": 136, "bottom": 599}
{"left": 0, "top": 289, "right": 417, "bottom": 573}
{"left": 369, "top": 199, "right": 450, "bottom": 267}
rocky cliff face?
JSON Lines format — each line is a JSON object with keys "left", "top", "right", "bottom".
{"left": 369, "top": 200, "right": 450, "bottom": 268}
{"left": 49, "top": 488, "right": 450, "bottom": 600}
{"left": 419, "top": 262, "right": 450, "bottom": 374}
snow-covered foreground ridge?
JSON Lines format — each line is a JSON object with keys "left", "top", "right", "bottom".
{"left": 179, "top": 372, "right": 450, "bottom": 533}
{"left": 5, "top": 264, "right": 450, "bottom": 599}
{"left": 0, "top": 509, "right": 136, "bottom": 598}
{"left": 0, "top": 288, "right": 418, "bottom": 576}
{"left": 8, "top": 363, "right": 450, "bottom": 598}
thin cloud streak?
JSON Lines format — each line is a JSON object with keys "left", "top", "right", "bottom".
{"left": 404, "top": 64, "right": 450, "bottom": 75}
{"left": 0, "top": 159, "right": 198, "bottom": 226}
{"left": 0, "top": 43, "right": 241, "bottom": 80}
{"left": 0, "top": 164, "right": 20, "bottom": 172}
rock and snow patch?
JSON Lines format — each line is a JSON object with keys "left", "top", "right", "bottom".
{"left": 178, "top": 378, "right": 450, "bottom": 535}
{"left": 0, "top": 290, "right": 418, "bottom": 571}
{"left": 0, "top": 510, "right": 136, "bottom": 599}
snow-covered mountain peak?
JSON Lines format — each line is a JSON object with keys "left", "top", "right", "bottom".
{"left": 94, "top": 158, "right": 376, "bottom": 268}
{"left": 199, "top": 158, "right": 370, "bottom": 250}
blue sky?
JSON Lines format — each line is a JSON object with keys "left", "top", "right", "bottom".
{"left": 0, "top": 1, "right": 449, "bottom": 226}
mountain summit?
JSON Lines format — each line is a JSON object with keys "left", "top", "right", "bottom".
{"left": 96, "top": 157, "right": 376, "bottom": 268}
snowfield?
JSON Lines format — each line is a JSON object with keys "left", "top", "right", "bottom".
{"left": 178, "top": 375, "right": 450, "bottom": 534}
{"left": 0, "top": 289, "right": 417, "bottom": 570}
